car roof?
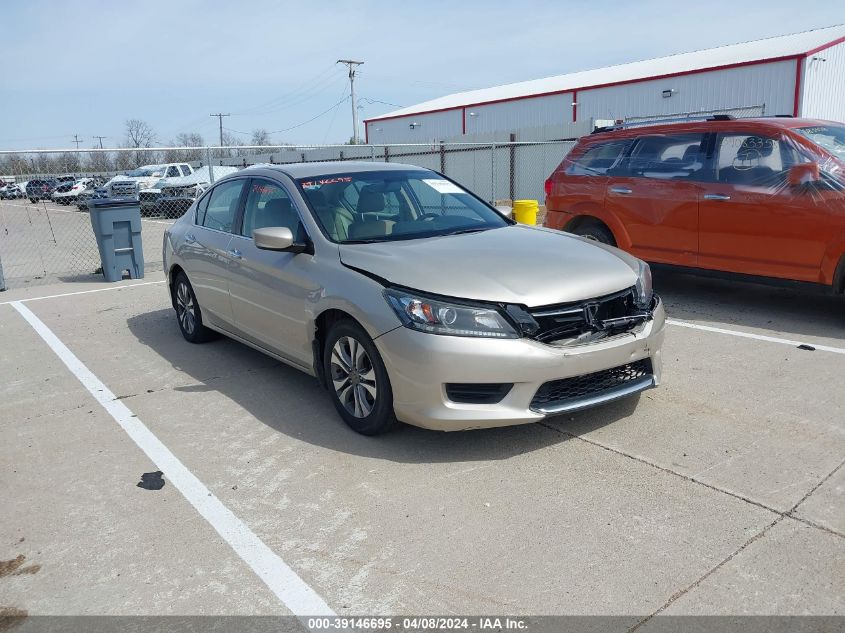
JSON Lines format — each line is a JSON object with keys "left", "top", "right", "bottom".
{"left": 586, "top": 117, "right": 838, "bottom": 141}
{"left": 231, "top": 161, "right": 433, "bottom": 180}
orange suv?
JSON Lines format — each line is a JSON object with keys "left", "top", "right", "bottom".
{"left": 544, "top": 116, "right": 845, "bottom": 292}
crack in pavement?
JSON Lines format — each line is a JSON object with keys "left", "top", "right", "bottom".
{"left": 536, "top": 423, "right": 845, "bottom": 630}
{"left": 538, "top": 422, "right": 845, "bottom": 540}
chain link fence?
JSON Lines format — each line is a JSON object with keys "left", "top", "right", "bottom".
{"left": 0, "top": 141, "right": 574, "bottom": 289}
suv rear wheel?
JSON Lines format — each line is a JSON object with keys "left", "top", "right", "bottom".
{"left": 570, "top": 220, "right": 615, "bottom": 245}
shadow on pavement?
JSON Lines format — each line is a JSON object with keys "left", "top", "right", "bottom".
{"left": 126, "top": 308, "right": 638, "bottom": 464}
{"left": 653, "top": 267, "right": 845, "bottom": 342}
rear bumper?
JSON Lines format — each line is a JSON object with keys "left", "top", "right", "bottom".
{"left": 375, "top": 297, "right": 665, "bottom": 431}
{"left": 543, "top": 208, "right": 574, "bottom": 231}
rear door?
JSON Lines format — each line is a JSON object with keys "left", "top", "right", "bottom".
{"left": 698, "top": 131, "right": 831, "bottom": 281}
{"left": 604, "top": 132, "right": 706, "bottom": 266}
{"left": 180, "top": 177, "right": 247, "bottom": 328}
{"left": 547, "top": 139, "right": 629, "bottom": 230}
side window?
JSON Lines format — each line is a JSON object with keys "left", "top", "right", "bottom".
{"left": 240, "top": 179, "right": 304, "bottom": 240}
{"left": 194, "top": 190, "right": 210, "bottom": 224}
{"left": 565, "top": 141, "right": 630, "bottom": 176}
{"left": 180, "top": 165, "right": 191, "bottom": 176}
{"left": 198, "top": 179, "right": 245, "bottom": 232}
{"left": 627, "top": 134, "right": 707, "bottom": 180}
{"left": 715, "top": 134, "right": 799, "bottom": 186}
{"left": 166, "top": 166, "right": 180, "bottom": 178}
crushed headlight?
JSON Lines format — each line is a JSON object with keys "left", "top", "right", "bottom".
{"left": 634, "top": 260, "right": 653, "bottom": 309}
{"left": 384, "top": 288, "right": 518, "bottom": 338}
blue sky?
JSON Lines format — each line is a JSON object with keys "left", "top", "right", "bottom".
{"left": 1, "top": 0, "right": 843, "bottom": 150}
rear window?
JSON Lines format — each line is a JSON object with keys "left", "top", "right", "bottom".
{"left": 565, "top": 141, "right": 631, "bottom": 175}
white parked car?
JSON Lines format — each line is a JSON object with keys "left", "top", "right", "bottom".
{"left": 52, "top": 178, "right": 96, "bottom": 205}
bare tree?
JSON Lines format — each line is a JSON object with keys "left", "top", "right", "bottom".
{"left": 249, "top": 129, "right": 272, "bottom": 156}
{"left": 86, "top": 148, "right": 112, "bottom": 173}
{"left": 219, "top": 131, "right": 244, "bottom": 159}
{"left": 164, "top": 132, "right": 205, "bottom": 162}
{"left": 124, "top": 119, "right": 157, "bottom": 167}
{"left": 125, "top": 119, "right": 157, "bottom": 148}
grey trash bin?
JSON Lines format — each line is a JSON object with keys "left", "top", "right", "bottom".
{"left": 88, "top": 198, "right": 144, "bottom": 282}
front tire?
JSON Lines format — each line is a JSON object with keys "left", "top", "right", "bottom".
{"left": 323, "top": 320, "right": 397, "bottom": 435}
{"left": 173, "top": 272, "right": 216, "bottom": 343}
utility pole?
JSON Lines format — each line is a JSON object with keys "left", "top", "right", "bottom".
{"left": 337, "top": 59, "right": 363, "bottom": 144}
{"left": 209, "top": 113, "right": 230, "bottom": 148}
{"left": 93, "top": 135, "right": 106, "bottom": 149}
{"left": 72, "top": 134, "right": 82, "bottom": 149}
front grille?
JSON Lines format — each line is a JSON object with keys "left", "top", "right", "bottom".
{"left": 528, "top": 288, "right": 648, "bottom": 344}
{"left": 530, "top": 359, "right": 652, "bottom": 411}
{"left": 111, "top": 182, "right": 137, "bottom": 197}
{"left": 139, "top": 191, "right": 159, "bottom": 203}
{"left": 445, "top": 383, "right": 513, "bottom": 404}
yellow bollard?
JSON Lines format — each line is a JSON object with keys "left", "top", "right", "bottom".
{"left": 512, "top": 199, "right": 539, "bottom": 225}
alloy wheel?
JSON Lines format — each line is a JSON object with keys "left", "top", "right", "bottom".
{"left": 175, "top": 281, "right": 196, "bottom": 335}
{"left": 330, "top": 336, "right": 378, "bottom": 418}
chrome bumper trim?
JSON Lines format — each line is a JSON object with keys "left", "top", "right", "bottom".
{"left": 531, "top": 375, "right": 656, "bottom": 416}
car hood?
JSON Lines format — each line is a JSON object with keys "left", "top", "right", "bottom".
{"left": 338, "top": 225, "right": 639, "bottom": 307}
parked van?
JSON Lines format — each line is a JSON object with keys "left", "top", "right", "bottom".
{"left": 544, "top": 116, "right": 845, "bottom": 292}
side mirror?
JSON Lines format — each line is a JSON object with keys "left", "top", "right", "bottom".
{"left": 788, "top": 162, "right": 821, "bottom": 186}
{"left": 253, "top": 226, "right": 307, "bottom": 253}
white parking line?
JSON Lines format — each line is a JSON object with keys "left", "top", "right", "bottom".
{"left": 667, "top": 318, "right": 845, "bottom": 355}
{"left": 10, "top": 300, "right": 335, "bottom": 619}
{"left": 0, "top": 280, "right": 166, "bottom": 306}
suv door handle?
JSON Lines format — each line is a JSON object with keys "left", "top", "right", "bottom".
{"left": 610, "top": 186, "right": 632, "bottom": 194}
{"left": 703, "top": 193, "right": 731, "bottom": 201}
{"left": 227, "top": 248, "right": 243, "bottom": 259}
{"left": 184, "top": 233, "right": 196, "bottom": 243}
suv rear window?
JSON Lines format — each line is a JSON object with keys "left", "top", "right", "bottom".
{"left": 566, "top": 141, "right": 631, "bottom": 175}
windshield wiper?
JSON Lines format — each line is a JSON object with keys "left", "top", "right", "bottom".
{"left": 441, "top": 227, "right": 489, "bottom": 236}
{"left": 342, "top": 237, "right": 392, "bottom": 244}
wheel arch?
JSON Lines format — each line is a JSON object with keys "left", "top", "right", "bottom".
{"left": 562, "top": 206, "right": 631, "bottom": 250}
{"left": 311, "top": 308, "right": 362, "bottom": 388}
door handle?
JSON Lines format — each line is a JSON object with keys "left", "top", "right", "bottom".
{"left": 184, "top": 233, "right": 196, "bottom": 243}
{"left": 610, "top": 186, "right": 632, "bottom": 195}
{"left": 227, "top": 248, "right": 243, "bottom": 259}
{"left": 703, "top": 193, "right": 731, "bottom": 201}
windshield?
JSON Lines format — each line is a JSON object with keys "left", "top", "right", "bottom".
{"left": 795, "top": 125, "right": 845, "bottom": 159}
{"left": 126, "top": 167, "right": 165, "bottom": 178}
{"left": 296, "top": 170, "right": 508, "bottom": 243}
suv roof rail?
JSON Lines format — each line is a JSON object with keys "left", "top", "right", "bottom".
{"left": 591, "top": 113, "right": 737, "bottom": 134}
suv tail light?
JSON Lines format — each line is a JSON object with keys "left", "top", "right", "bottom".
{"left": 544, "top": 177, "right": 553, "bottom": 198}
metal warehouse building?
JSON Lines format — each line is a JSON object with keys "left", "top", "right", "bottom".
{"left": 364, "top": 25, "right": 845, "bottom": 144}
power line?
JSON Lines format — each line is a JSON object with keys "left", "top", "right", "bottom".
{"left": 231, "top": 64, "right": 343, "bottom": 116}
{"left": 209, "top": 113, "right": 230, "bottom": 146}
{"left": 337, "top": 60, "right": 364, "bottom": 144}
{"left": 268, "top": 95, "right": 350, "bottom": 134}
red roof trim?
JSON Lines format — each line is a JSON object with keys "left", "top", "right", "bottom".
{"left": 364, "top": 52, "right": 815, "bottom": 126}
{"left": 803, "top": 34, "right": 845, "bottom": 57}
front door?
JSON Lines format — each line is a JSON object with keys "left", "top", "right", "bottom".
{"left": 227, "top": 178, "right": 317, "bottom": 367}
{"left": 698, "top": 132, "right": 830, "bottom": 282}
{"left": 604, "top": 132, "right": 706, "bottom": 267}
